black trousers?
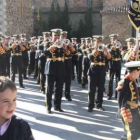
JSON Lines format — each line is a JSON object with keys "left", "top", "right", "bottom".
{"left": 22, "top": 60, "right": 28, "bottom": 78}
{"left": 121, "top": 108, "right": 140, "bottom": 140}
{"left": 39, "top": 69, "right": 46, "bottom": 91}
{"left": 6, "top": 57, "right": 10, "bottom": 77}
{"left": 77, "top": 60, "right": 82, "bottom": 83}
{"left": 64, "top": 67, "right": 72, "bottom": 98}
{"left": 45, "top": 75, "right": 64, "bottom": 109}
{"left": 28, "top": 61, "right": 35, "bottom": 76}
{"left": 11, "top": 63, "right": 23, "bottom": 86}
{"left": 82, "top": 64, "right": 89, "bottom": 86}
{"left": 88, "top": 75, "right": 105, "bottom": 109}
{"left": 72, "top": 61, "right": 78, "bottom": 80}
{"left": 108, "top": 68, "right": 121, "bottom": 98}
{"left": 34, "top": 59, "right": 38, "bottom": 78}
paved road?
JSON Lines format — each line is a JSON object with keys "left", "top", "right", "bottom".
{"left": 14, "top": 67, "right": 126, "bottom": 140}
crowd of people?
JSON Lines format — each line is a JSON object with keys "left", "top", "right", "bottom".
{"left": 0, "top": 29, "right": 140, "bottom": 140}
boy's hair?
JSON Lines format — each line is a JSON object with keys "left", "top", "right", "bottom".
{"left": 0, "top": 76, "right": 17, "bottom": 92}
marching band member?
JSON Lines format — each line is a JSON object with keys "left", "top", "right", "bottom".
{"left": 10, "top": 34, "right": 25, "bottom": 88}
{"left": 107, "top": 34, "right": 122, "bottom": 100}
{"left": 88, "top": 35, "right": 111, "bottom": 112}
{"left": 44, "top": 29, "right": 71, "bottom": 113}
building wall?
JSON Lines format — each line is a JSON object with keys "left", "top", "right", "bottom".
{"left": 103, "top": 0, "right": 127, "bottom": 10}
{"left": 69, "top": 12, "right": 102, "bottom": 34}
{"left": 0, "top": 0, "right": 5, "bottom": 33}
{"left": 34, "top": 11, "right": 102, "bottom": 36}
{"left": 33, "top": 0, "right": 102, "bottom": 8}
{"left": 4, "top": 0, "right": 33, "bottom": 37}
{"left": 102, "top": 13, "right": 132, "bottom": 44}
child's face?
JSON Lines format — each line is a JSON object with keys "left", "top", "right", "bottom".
{"left": 0, "top": 88, "right": 17, "bottom": 122}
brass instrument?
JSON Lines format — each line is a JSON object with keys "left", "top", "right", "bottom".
{"left": 123, "top": 48, "right": 133, "bottom": 61}
{"left": 63, "top": 39, "right": 70, "bottom": 46}
{"left": 3, "top": 45, "right": 9, "bottom": 51}
{"left": 0, "top": 46, "right": 5, "bottom": 54}
{"left": 42, "top": 38, "right": 52, "bottom": 47}
{"left": 53, "top": 39, "right": 64, "bottom": 48}
{"left": 97, "top": 44, "right": 105, "bottom": 52}
{"left": 106, "top": 44, "right": 112, "bottom": 52}
{"left": 0, "top": 37, "right": 3, "bottom": 43}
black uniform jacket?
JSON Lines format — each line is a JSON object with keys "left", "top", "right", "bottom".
{"left": 44, "top": 47, "right": 65, "bottom": 76}
{"left": 118, "top": 76, "right": 140, "bottom": 109}
{"left": 88, "top": 51, "right": 107, "bottom": 77}
{"left": 0, "top": 115, "right": 34, "bottom": 140}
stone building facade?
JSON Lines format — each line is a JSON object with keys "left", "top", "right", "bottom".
{"left": 0, "top": 0, "right": 33, "bottom": 37}
{"left": 33, "top": 0, "right": 133, "bottom": 43}
{"left": 101, "top": 0, "right": 133, "bottom": 44}
{"left": 33, "top": 0, "right": 103, "bottom": 36}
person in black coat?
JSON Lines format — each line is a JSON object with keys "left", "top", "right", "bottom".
{"left": 107, "top": 34, "right": 122, "bottom": 100}
{"left": 118, "top": 61, "right": 140, "bottom": 140}
{"left": 60, "top": 31, "right": 76, "bottom": 101}
{"left": 10, "top": 34, "right": 25, "bottom": 88}
{"left": 88, "top": 35, "right": 111, "bottom": 112}
{"left": 0, "top": 76, "right": 34, "bottom": 140}
{"left": 44, "top": 29, "right": 71, "bottom": 113}
{"left": 71, "top": 38, "right": 78, "bottom": 80}
{"left": 28, "top": 37, "right": 36, "bottom": 77}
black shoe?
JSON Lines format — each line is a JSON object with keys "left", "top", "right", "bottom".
{"left": 72, "top": 77, "right": 75, "bottom": 80}
{"left": 20, "top": 85, "right": 25, "bottom": 88}
{"left": 67, "top": 97, "right": 72, "bottom": 101}
{"left": 47, "top": 109, "right": 52, "bottom": 114}
{"left": 78, "top": 81, "right": 81, "bottom": 84}
{"left": 24, "top": 77, "right": 28, "bottom": 79}
{"left": 121, "top": 134, "right": 127, "bottom": 140}
{"left": 54, "top": 108, "right": 64, "bottom": 112}
{"left": 96, "top": 107, "right": 105, "bottom": 111}
{"left": 107, "top": 96, "right": 111, "bottom": 100}
{"left": 82, "top": 85, "right": 85, "bottom": 88}
{"left": 88, "top": 108, "right": 93, "bottom": 112}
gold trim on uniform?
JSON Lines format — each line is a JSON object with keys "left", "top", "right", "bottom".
{"left": 47, "top": 57, "right": 65, "bottom": 62}
{"left": 129, "top": 82, "right": 137, "bottom": 101}
{"left": 65, "top": 57, "right": 72, "bottom": 59}
{"left": 127, "top": 101, "right": 138, "bottom": 109}
{"left": 12, "top": 53, "right": 22, "bottom": 56}
{"left": 91, "top": 62, "right": 105, "bottom": 66}
{"left": 112, "top": 58, "right": 121, "bottom": 61}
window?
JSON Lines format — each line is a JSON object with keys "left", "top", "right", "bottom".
{"left": 87, "top": 0, "right": 92, "bottom": 6}
{"left": 52, "top": 0, "right": 57, "bottom": 4}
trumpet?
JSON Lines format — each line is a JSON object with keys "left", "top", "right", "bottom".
{"left": 106, "top": 44, "right": 112, "bottom": 52}
{"left": 54, "top": 39, "right": 64, "bottom": 48}
{"left": 97, "top": 45, "right": 104, "bottom": 52}
{"left": 14, "top": 41, "right": 21, "bottom": 46}
{"left": 0, "top": 37, "right": 3, "bottom": 43}
{"left": 63, "top": 39, "right": 70, "bottom": 46}
{"left": 44, "top": 37, "right": 52, "bottom": 43}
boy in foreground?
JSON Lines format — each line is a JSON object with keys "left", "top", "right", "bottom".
{"left": 0, "top": 76, "right": 35, "bottom": 140}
